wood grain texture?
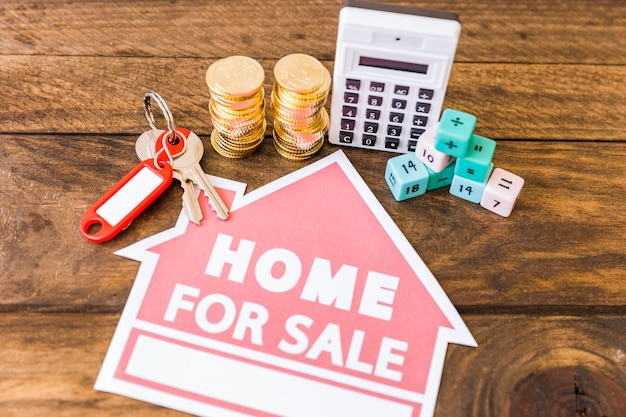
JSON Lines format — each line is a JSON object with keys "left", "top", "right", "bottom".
{"left": 1, "top": 0, "right": 625, "bottom": 416}
{"left": 2, "top": 136, "right": 625, "bottom": 310}
{"left": 0, "top": 313, "right": 188, "bottom": 417}
{"left": 438, "top": 315, "right": 626, "bottom": 417}
{"left": 0, "top": 57, "right": 624, "bottom": 140}
{"left": 3, "top": 314, "right": 626, "bottom": 417}
{"left": 0, "top": 1, "right": 624, "bottom": 64}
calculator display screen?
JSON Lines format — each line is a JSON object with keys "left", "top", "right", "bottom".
{"left": 359, "top": 56, "right": 428, "bottom": 74}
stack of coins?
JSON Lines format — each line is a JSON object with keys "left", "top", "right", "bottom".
{"left": 206, "top": 56, "right": 266, "bottom": 159}
{"left": 271, "top": 54, "right": 331, "bottom": 161}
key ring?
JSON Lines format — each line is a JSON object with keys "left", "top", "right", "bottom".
{"left": 143, "top": 91, "right": 182, "bottom": 168}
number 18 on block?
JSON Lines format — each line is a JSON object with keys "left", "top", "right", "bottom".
{"left": 385, "top": 153, "right": 429, "bottom": 201}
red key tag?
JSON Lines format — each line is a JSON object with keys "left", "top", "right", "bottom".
{"left": 153, "top": 127, "right": 189, "bottom": 166}
{"left": 80, "top": 158, "right": 173, "bottom": 243}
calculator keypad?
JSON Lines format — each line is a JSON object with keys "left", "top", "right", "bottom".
{"left": 334, "top": 77, "right": 437, "bottom": 152}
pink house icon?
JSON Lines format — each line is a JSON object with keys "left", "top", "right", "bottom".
{"left": 96, "top": 150, "right": 476, "bottom": 417}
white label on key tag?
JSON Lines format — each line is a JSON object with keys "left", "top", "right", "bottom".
{"left": 96, "top": 166, "right": 164, "bottom": 226}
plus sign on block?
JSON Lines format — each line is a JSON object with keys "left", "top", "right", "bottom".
{"left": 434, "top": 108, "right": 477, "bottom": 158}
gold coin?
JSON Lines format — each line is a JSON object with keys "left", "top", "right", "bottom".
{"left": 211, "top": 129, "right": 263, "bottom": 159}
{"left": 277, "top": 107, "right": 328, "bottom": 132}
{"left": 274, "top": 54, "right": 327, "bottom": 94}
{"left": 206, "top": 56, "right": 265, "bottom": 98}
{"left": 271, "top": 101, "right": 324, "bottom": 120}
{"left": 224, "top": 121, "right": 267, "bottom": 144}
{"left": 273, "top": 67, "right": 331, "bottom": 104}
{"left": 271, "top": 90, "right": 326, "bottom": 115}
{"left": 274, "top": 120, "right": 326, "bottom": 149}
{"left": 274, "top": 111, "right": 326, "bottom": 137}
{"left": 274, "top": 124, "right": 325, "bottom": 148}
{"left": 217, "top": 118, "right": 267, "bottom": 141}
{"left": 272, "top": 112, "right": 318, "bottom": 130}
{"left": 213, "top": 121, "right": 264, "bottom": 137}
{"left": 273, "top": 130, "right": 324, "bottom": 161}
{"left": 271, "top": 93, "right": 325, "bottom": 117}
{"left": 210, "top": 100, "right": 265, "bottom": 122}
{"left": 272, "top": 83, "right": 324, "bottom": 104}
{"left": 270, "top": 54, "right": 330, "bottom": 160}
{"left": 210, "top": 89, "right": 265, "bottom": 110}
{"left": 208, "top": 85, "right": 261, "bottom": 101}
{"left": 206, "top": 56, "right": 268, "bottom": 159}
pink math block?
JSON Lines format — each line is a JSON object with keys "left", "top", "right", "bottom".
{"left": 480, "top": 168, "right": 524, "bottom": 217}
{"left": 414, "top": 123, "right": 456, "bottom": 173}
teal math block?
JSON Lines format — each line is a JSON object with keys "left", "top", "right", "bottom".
{"left": 427, "top": 161, "right": 456, "bottom": 191}
{"left": 435, "top": 108, "right": 477, "bottom": 158}
{"left": 454, "top": 134, "right": 497, "bottom": 182}
{"left": 449, "top": 163, "right": 494, "bottom": 204}
{"left": 385, "top": 153, "right": 429, "bottom": 201}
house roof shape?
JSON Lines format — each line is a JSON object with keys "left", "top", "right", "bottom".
{"left": 101, "top": 150, "right": 476, "bottom": 417}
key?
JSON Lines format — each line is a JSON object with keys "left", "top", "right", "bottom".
{"left": 153, "top": 128, "right": 186, "bottom": 166}
{"left": 173, "top": 131, "right": 229, "bottom": 220}
{"left": 135, "top": 129, "right": 204, "bottom": 224}
{"left": 152, "top": 128, "right": 208, "bottom": 223}
{"left": 178, "top": 177, "right": 204, "bottom": 224}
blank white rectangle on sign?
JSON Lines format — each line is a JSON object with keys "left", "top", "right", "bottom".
{"left": 126, "top": 335, "right": 414, "bottom": 417}
{"left": 96, "top": 166, "right": 163, "bottom": 226}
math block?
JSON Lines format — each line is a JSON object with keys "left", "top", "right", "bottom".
{"left": 480, "top": 167, "right": 525, "bottom": 217}
{"left": 449, "top": 163, "right": 493, "bottom": 204}
{"left": 454, "top": 134, "right": 496, "bottom": 182}
{"left": 435, "top": 108, "right": 477, "bottom": 158}
{"left": 426, "top": 162, "right": 455, "bottom": 191}
{"left": 415, "top": 123, "right": 456, "bottom": 173}
{"left": 385, "top": 153, "right": 429, "bottom": 201}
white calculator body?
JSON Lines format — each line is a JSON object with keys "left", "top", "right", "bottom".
{"left": 328, "top": 0, "right": 460, "bottom": 153}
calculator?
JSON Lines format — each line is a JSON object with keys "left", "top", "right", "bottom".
{"left": 328, "top": 0, "right": 461, "bottom": 153}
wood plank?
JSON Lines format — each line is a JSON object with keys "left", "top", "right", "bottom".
{"left": 3, "top": 313, "right": 626, "bottom": 417}
{"left": 0, "top": 1, "right": 624, "bottom": 64}
{"left": 1, "top": 136, "right": 625, "bottom": 310}
{"left": 0, "top": 56, "right": 624, "bottom": 140}
{"left": 438, "top": 315, "right": 626, "bottom": 417}
{"left": 1, "top": 1, "right": 623, "bottom": 416}
{"left": 0, "top": 313, "right": 188, "bottom": 417}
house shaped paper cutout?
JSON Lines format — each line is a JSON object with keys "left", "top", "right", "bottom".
{"left": 95, "top": 150, "right": 476, "bottom": 417}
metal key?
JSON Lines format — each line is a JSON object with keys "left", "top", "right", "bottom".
{"left": 176, "top": 177, "right": 203, "bottom": 224}
{"left": 135, "top": 129, "right": 204, "bottom": 224}
{"left": 172, "top": 131, "right": 229, "bottom": 220}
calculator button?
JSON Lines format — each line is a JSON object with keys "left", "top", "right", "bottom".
{"left": 389, "top": 112, "right": 404, "bottom": 123}
{"left": 387, "top": 125, "right": 402, "bottom": 137}
{"left": 391, "top": 99, "right": 407, "bottom": 110}
{"left": 394, "top": 85, "right": 410, "bottom": 96}
{"left": 369, "top": 81, "right": 385, "bottom": 92}
{"left": 364, "top": 122, "right": 379, "bottom": 134}
{"left": 410, "top": 128, "right": 426, "bottom": 139}
{"left": 415, "top": 102, "right": 431, "bottom": 114}
{"left": 341, "top": 119, "right": 356, "bottom": 130}
{"left": 412, "top": 115, "right": 428, "bottom": 127}
{"left": 367, "top": 96, "right": 383, "bottom": 106}
{"left": 346, "top": 79, "right": 361, "bottom": 91}
{"left": 408, "top": 140, "right": 418, "bottom": 152}
{"left": 365, "top": 109, "right": 381, "bottom": 120}
{"left": 362, "top": 134, "right": 377, "bottom": 147}
{"left": 339, "top": 131, "right": 354, "bottom": 143}
{"left": 385, "top": 138, "right": 400, "bottom": 150}
{"left": 342, "top": 106, "right": 357, "bottom": 117}
{"left": 344, "top": 92, "right": 359, "bottom": 104}
{"left": 418, "top": 88, "right": 434, "bottom": 100}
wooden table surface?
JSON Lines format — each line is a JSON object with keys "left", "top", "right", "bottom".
{"left": 1, "top": 0, "right": 625, "bottom": 416}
